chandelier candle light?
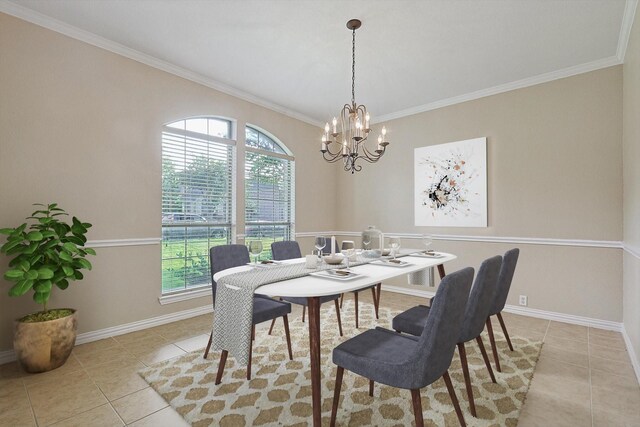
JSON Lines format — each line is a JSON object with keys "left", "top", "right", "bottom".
{"left": 321, "top": 19, "right": 390, "bottom": 174}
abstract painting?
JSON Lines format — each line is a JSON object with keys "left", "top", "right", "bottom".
{"left": 414, "top": 137, "right": 487, "bottom": 227}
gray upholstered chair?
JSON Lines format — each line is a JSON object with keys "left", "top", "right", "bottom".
{"left": 269, "top": 241, "right": 343, "bottom": 336}
{"left": 321, "top": 238, "right": 381, "bottom": 328}
{"left": 203, "top": 244, "right": 293, "bottom": 384}
{"left": 391, "top": 255, "right": 503, "bottom": 417}
{"left": 330, "top": 267, "right": 474, "bottom": 427}
{"left": 485, "top": 248, "right": 520, "bottom": 372}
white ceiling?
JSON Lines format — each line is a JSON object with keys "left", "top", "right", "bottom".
{"left": 2, "top": 0, "right": 635, "bottom": 125}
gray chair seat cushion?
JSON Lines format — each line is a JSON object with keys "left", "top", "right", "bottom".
{"left": 391, "top": 305, "right": 430, "bottom": 337}
{"left": 282, "top": 294, "right": 340, "bottom": 306}
{"left": 332, "top": 327, "right": 420, "bottom": 388}
{"left": 252, "top": 297, "right": 291, "bottom": 325}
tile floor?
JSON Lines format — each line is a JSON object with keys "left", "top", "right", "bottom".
{"left": 0, "top": 291, "right": 638, "bottom": 426}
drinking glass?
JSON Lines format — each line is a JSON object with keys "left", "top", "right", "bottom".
{"left": 422, "top": 234, "right": 433, "bottom": 252}
{"left": 341, "top": 248, "right": 354, "bottom": 269}
{"left": 314, "top": 236, "right": 326, "bottom": 262}
{"left": 248, "top": 240, "right": 263, "bottom": 265}
{"left": 389, "top": 237, "right": 401, "bottom": 260}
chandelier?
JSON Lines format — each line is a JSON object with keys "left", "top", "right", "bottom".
{"left": 321, "top": 19, "right": 389, "bottom": 174}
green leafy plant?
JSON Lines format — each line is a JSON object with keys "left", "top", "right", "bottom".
{"left": 0, "top": 203, "right": 95, "bottom": 314}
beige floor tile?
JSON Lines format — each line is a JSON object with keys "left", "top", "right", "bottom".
{"left": 0, "top": 404, "right": 37, "bottom": 427}
{"left": 21, "top": 354, "right": 84, "bottom": 386}
{"left": 590, "top": 355, "right": 637, "bottom": 378}
{"left": 590, "top": 327, "right": 623, "bottom": 339}
{"left": 507, "top": 326, "right": 546, "bottom": 342}
{"left": 173, "top": 334, "right": 210, "bottom": 352}
{"left": 0, "top": 377, "right": 26, "bottom": 400}
{"left": 519, "top": 387, "right": 591, "bottom": 427}
{"left": 593, "top": 405, "right": 640, "bottom": 427}
{"left": 497, "top": 313, "right": 550, "bottom": 333}
{"left": 544, "top": 335, "right": 589, "bottom": 354}
{"left": 48, "top": 403, "right": 124, "bottom": 427}
{"left": 128, "top": 406, "right": 190, "bottom": 427}
{"left": 85, "top": 358, "right": 148, "bottom": 401}
{"left": 74, "top": 343, "right": 134, "bottom": 369}
{"left": 27, "top": 369, "right": 108, "bottom": 426}
{"left": 539, "top": 344, "right": 590, "bottom": 368}
{"left": 0, "top": 381, "right": 32, "bottom": 418}
{"left": 73, "top": 338, "right": 121, "bottom": 357}
{"left": 534, "top": 357, "right": 590, "bottom": 385}
{"left": 111, "top": 387, "right": 168, "bottom": 424}
{"left": 113, "top": 330, "right": 166, "bottom": 347}
{"left": 591, "top": 369, "right": 640, "bottom": 419}
{"left": 590, "top": 344, "right": 633, "bottom": 364}
{"left": 589, "top": 332, "right": 627, "bottom": 350}
{"left": 121, "top": 335, "right": 171, "bottom": 355}
{"left": 546, "top": 321, "right": 588, "bottom": 342}
{"left": 527, "top": 367, "right": 591, "bottom": 405}
{"left": 136, "top": 343, "right": 186, "bottom": 365}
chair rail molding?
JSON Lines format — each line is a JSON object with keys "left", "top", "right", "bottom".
{"left": 296, "top": 231, "right": 622, "bottom": 249}
{"left": 88, "top": 238, "right": 161, "bottom": 248}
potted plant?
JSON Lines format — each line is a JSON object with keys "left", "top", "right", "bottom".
{"left": 0, "top": 203, "right": 95, "bottom": 373}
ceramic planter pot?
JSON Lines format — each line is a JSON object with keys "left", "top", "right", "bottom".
{"left": 13, "top": 310, "right": 77, "bottom": 373}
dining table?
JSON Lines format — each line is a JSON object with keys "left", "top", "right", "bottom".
{"left": 213, "top": 250, "right": 457, "bottom": 426}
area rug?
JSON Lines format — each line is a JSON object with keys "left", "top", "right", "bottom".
{"left": 139, "top": 301, "right": 542, "bottom": 426}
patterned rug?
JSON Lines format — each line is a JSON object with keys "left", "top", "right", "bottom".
{"left": 139, "top": 301, "right": 542, "bottom": 426}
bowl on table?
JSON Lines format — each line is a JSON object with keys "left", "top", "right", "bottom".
{"left": 323, "top": 254, "right": 344, "bottom": 265}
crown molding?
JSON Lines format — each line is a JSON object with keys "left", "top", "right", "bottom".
{"left": 0, "top": 0, "right": 630, "bottom": 127}
{"left": 0, "top": 1, "right": 323, "bottom": 128}
{"left": 374, "top": 56, "right": 622, "bottom": 123}
{"left": 618, "top": 0, "right": 639, "bottom": 62}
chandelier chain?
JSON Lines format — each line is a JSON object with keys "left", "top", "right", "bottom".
{"left": 351, "top": 27, "right": 356, "bottom": 105}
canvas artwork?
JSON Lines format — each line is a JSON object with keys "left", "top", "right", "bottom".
{"left": 414, "top": 137, "right": 487, "bottom": 227}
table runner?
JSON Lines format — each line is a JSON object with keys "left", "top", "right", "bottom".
{"left": 211, "top": 253, "right": 414, "bottom": 365}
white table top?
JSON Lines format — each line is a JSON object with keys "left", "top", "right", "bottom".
{"left": 213, "top": 251, "right": 456, "bottom": 297}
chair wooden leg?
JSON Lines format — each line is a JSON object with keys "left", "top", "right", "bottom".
{"left": 458, "top": 342, "right": 476, "bottom": 417}
{"left": 215, "top": 350, "right": 228, "bottom": 385}
{"left": 443, "top": 371, "right": 466, "bottom": 427}
{"left": 334, "top": 299, "right": 343, "bottom": 337}
{"left": 375, "top": 282, "right": 382, "bottom": 316}
{"left": 497, "top": 312, "right": 514, "bottom": 351}
{"left": 340, "top": 293, "right": 344, "bottom": 309}
{"left": 369, "top": 379, "right": 374, "bottom": 397}
{"left": 476, "top": 336, "right": 497, "bottom": 383}
{"left": 330, "top": 366, "right": 344, "bottom": 427}
{"left": 410, "top": 389, "right": 424, "bottom": 427}
{"left": 354, "top": 291, "right": 359, "bottom": 328}
{"left": 268, "top": 318, "right": 276, "bottom": 335}
{"left": 203, "top": 331, "right": 213, "bottom": 359}
{"left": 252, "top": 326, "right": 256, "bottom": 341}
{"left": 302, "top": 306, "right": 306, "bottom": 323}
{"left": 486, "top": 317, "right": 501, "bottom": 372}
{"left": 283, "top": 315, "right": 293, "bottom": 360}
{"left": 371, "top": 287, "right": 379, "bottom": 319}
{"left": 247, "top": 325, "right": 254, "bottom": 380}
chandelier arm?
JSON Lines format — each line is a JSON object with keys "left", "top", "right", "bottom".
{"left": 323, "top": 151, "right": 345, "bottom": 163}
{"left": 361, "top": 144, "right": 383, "bottom": 160}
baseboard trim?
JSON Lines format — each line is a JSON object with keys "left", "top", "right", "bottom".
{"left": 622, "top": 324, "right": 640, "bottom": 385}
{"left": 0, "top": 304, "right": 213, "bottom": 365}
{"left": 381, "top": 284, "right": 622, "bottom": 331}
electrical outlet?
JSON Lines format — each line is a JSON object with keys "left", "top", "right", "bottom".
{"left": 519, "top": 295, "right": 528, "bottom": 306}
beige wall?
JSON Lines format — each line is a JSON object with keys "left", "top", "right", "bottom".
{"left": 623, "top": 7, "right": 640, "bottom": 368}
{"left": 0, "top": 13, "right": 339, "bottom": 351}
{"left": 336, "top": 66, "right": 624, "bottom": 322}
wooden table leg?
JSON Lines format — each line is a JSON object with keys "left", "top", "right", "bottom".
{"left": 307, "top": 296, "right": 322, "bottom": 427}
{"left": 437, "top": 264, "right": 446, "bottom": 280}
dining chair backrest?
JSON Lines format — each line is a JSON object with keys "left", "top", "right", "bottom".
{"left": 271, "top": 240, "right": 302, "bottom": 261}
{"left": 209, "top": 244, "right": 250, "bottom": 306}
{"left": 489, "top": 248, "right": 520, "bottom": 316}
{"left": 412, "top": 267, "right": 474, "bottom": 387}
{"left": 458, "top": 255, "right": 503, "bottom": 343}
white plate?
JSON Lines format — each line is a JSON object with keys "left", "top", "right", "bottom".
{"left": 410, "top": 252, "right": 445, "bottom": 259}
{"left": 309, "top": 269, "right": 362, "bottom": 281}
{"left": 248, "top": 260, "right": 284, "bottom": 268}
{"left": 370, "top": 259, "right": 412, "bottom": 268}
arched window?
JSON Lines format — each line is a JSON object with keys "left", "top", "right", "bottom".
{"left": 161, "top": 117, "right": 235, "bottom": 294}
{"left": 244, "top": 126, "right": 295, "bottom": 259}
